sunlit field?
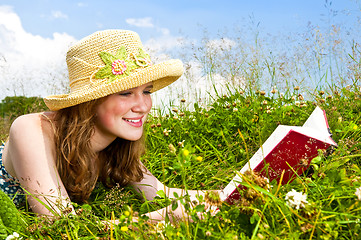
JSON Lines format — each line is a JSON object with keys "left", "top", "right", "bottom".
{"left": 1, "top": 7, "right": 361, "bottom": 239}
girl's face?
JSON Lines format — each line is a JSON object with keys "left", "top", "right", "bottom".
{"left": 95, "top": 82, "right": 153, "bottom": 143}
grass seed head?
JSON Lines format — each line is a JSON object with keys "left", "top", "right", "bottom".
{"left": 244, "top": 188, "right": 258, "bottom": 200}
{"left": 205, "top": 191, "right": 221, "bottom": 206}
{"left": 257, "top": 233, "right": 265, "bottom": 239}
{"left": 168, "top": 144, "right": 176, "bottom": 153}
{"left": 300, "top": 223, "right": 314, "bottom": 233}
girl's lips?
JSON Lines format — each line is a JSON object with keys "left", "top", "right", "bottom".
{"left": 123, "top": 117, "right": 143, "bottom": 127}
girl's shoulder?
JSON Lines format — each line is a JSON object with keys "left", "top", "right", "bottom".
{"left": 3, "top": 112, "right": 57, "bottom": 178}
{"left": 9, "top": 112, "right": 56, "bottom": 143}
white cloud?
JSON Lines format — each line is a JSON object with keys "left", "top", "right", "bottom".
{"left": 77, "top": 2, "right": 88, "bottom": 7}
{"left": 0, "top": 5, "right": 76, "bottom": 100}
{"left": 147, "top": 35, "right": 244, "bottom": 109}
{"left": 144, "top": 35, "right": 183, "bottom": 56}
{"left": 126, "top": 17, "right": 154, "bottom": 28}
{"left": 159, "top": 28, "right": 170, "bottom": 36}
{"left": 151, "top": 59, "right": 238, "bottom": 110}
{"left": 51, "top": 10, "right": 68, "bottom": 19}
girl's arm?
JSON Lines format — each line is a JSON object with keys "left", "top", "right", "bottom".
{"left": 130, "top": 166, "right": 219, "bottom": 222}
{"left": 5, "top": 113, "right": 72, "bottom": 216}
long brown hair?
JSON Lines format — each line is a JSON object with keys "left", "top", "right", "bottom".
{"left": 52, "top": 98, "right": 145, "bottom": 203}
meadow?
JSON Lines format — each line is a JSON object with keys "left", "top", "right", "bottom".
{"left": 1, "top": 12, "right": 361, "bottom": 239}
{"left": 1, "top": 85, "right": 360, "bottom": 239}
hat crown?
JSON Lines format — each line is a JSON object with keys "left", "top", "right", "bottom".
{"left": 44, "top": 29, "right": 183, "bottom": 111}
{"left": 66, "top": 30, "right": 145, "bottom": 93}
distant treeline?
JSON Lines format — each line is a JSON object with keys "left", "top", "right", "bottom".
{"left": 0, "top": 96, "right": 48, "bottom": 121}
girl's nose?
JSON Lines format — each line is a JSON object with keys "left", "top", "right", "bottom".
{"left": 132, "top": 93, "right": 152, "bottom": 113}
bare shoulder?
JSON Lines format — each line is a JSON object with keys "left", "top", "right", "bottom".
{"left": 10, "top": 112, "right": 54, "bottom": 139}
{"left": 4, "top": 112, "right": 57, "bottom": 178}
{"left": 8, "top": 112, "right": 56, "bottom": 153}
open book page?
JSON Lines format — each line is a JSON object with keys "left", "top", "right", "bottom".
{"left": 303, "top": 106, "right": 335, "bottom": 143}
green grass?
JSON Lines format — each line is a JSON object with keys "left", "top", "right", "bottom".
{"left": 2, "top": 85, "right": 359, "bottom": 239}
{"left": 1, "top": 15, "right": 361, "bottom": 238}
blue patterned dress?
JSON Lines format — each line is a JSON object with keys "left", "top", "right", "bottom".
{"left": 0, "top": 144, "right": 25, "bottom": 206}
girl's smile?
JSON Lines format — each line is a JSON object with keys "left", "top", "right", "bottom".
{"left": 123, "top": 116, "right": 143, "bottom": 127}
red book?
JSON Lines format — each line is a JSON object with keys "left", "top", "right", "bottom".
{"left": 220, "top": 106, "right": 337, "bottom": 204}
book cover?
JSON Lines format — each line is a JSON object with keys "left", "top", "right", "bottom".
{"left": 221, "top": 106, "right": 337, "bottom": 204}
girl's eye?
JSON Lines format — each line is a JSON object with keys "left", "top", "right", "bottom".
{"left": 143, "top": 90, "right": 152, "bottom": 95}
{"left": 119, "top": 92, "right": 131, "bottom": 96}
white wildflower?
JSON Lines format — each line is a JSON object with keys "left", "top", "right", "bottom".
{"left": 178, "top": 140, "right": 185, "bottom": 147}
{"left": 163, "top": 129, "right": 171, "bottom": 136}
{"left": 285, "top": 189, "right": 308, "bottom": 209}
{"left": 6, "top": 232, "right": 21, "bottom": 240}
{"left": 355, "top": 186, "right": 361, "bottom": 201}
{"left": 233, "top": 108, "right": 238, "bottom": 112}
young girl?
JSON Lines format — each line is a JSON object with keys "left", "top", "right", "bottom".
{"left": 0, "top": 29, "right": 213, "bottom": 221}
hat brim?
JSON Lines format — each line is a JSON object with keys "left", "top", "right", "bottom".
{"left": 44, "top": 59, "right": 183, "bottom": 111}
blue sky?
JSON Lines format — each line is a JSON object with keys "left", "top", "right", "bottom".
{"left": 4, "top": 0, "right": 360, "bottom": 40}
{"left": 0, "top": 0, "right": 360, "bottom": 101}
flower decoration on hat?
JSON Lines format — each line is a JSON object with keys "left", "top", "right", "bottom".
{"left": 95, "top": 46, "right": 152, "bottom": 82}
{"left": 135, "top": 49, "right": 153, "bottom": 67}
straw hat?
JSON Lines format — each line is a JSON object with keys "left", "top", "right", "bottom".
{"left": 44, "top": 29, "right": 184, "bottom": 110}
